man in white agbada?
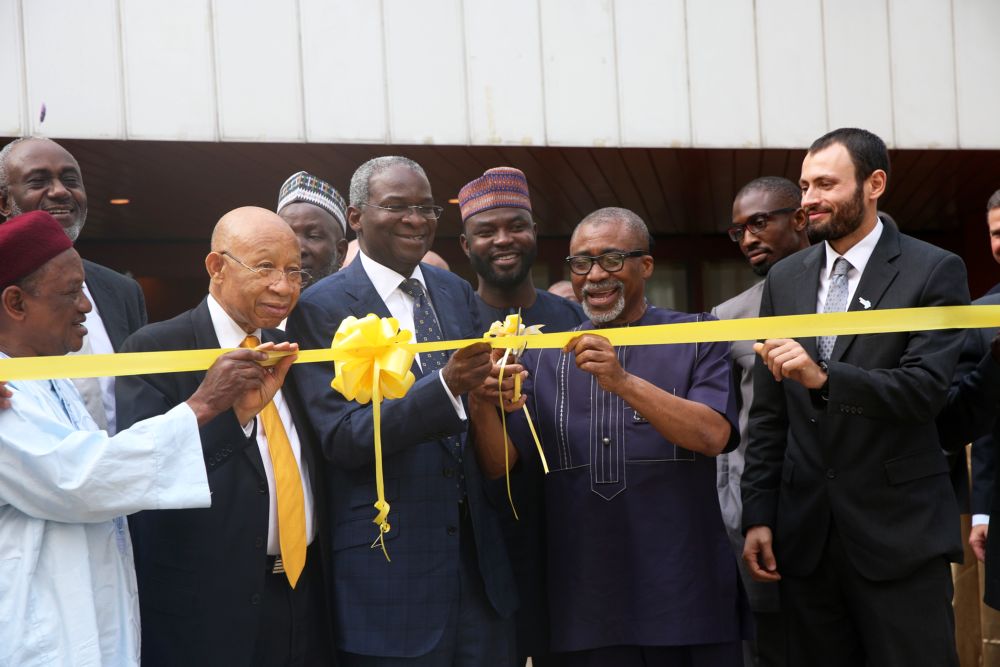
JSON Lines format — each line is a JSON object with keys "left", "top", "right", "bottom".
{"left": 0, "top": 210, "right": 297, "bottom": 665}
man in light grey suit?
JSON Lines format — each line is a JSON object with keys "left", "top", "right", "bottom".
{"left": 712, "top": 176, "right": 809, "bottom": 667}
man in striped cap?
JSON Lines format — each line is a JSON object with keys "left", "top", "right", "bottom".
{"left": 277, "top": 170, "right": 349, "bottom": 287}
{"left": 458, "top": 167, "right": 585, "bottom": 666}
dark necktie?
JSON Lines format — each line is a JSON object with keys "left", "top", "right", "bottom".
{"left": 398, "top": 278, "right": 466, "bottom": 484}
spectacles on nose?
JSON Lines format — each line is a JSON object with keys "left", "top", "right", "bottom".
{"left": 727, "top": 207, "right": 798, "bottom": 242}
{"left": 220, "top": 251, "right": 311, "bottom": 286}
{"left": 359, "top": 202, "right": 444, "bottom": 221}
{"left": 565, "top": 249, "right": 648, "bottom": 276}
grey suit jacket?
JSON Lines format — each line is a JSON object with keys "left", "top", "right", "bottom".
{"left": 712, "top": 280, "right": 779, "bottom": 612}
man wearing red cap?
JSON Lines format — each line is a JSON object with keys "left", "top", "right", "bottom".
{"left": 0, "top": 136, "right": 148, "bottom": 434}
{"left": 0, "top": 211, "right": 294, "bottom": 666}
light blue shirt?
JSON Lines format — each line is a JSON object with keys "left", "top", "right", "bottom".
{"left": 0, "top": 353, "right": 211, "bottom": 666}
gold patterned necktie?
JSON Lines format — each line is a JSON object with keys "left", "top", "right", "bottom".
{"left": 242, "top": 335, "right": 307, "bottom": 587}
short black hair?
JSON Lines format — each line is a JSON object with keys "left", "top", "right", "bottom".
{"left": 987, "top": 189, "right": 1000, "bottom": 212}
{"left": 808, "top": 127, "right": 890, "bottom": 187}
{"left": 734, "top": 176, "right": 801, "bottom": 209}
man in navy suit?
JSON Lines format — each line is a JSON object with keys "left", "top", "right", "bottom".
{"left": 0, "top": 137, "right": 147, "bottom": 433}
{"left": 117, "top": 207, "right": 333, "bottom": 665}
{"left": 287, "top": 156, "right": 517, "bottom": 666}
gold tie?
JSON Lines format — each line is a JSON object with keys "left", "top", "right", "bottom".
{"left": 242, "top": 336, "right": 307, "bottom": 587}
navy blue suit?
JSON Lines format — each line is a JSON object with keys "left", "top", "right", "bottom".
{"left": 287, "top": 260, "right": 517, "bottom": 659}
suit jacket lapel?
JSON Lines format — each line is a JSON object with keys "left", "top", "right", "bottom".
{"left": 794, "top": 247, "right": 824, "bottom": 362}
{"left": 830, "top": 223, "right": 900, "bottom": 363}
{"left": 192, "top": 297, "right": 268, "bottom": 480}
{"left": 83, "top": 260, "right": 128, "bottom": 350}
{"left": 343, "top": 261, "right": 423, "bottom": 378}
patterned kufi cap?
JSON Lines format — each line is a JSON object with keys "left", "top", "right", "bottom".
{"left": 277, "top": 171, "right": 347, "bottom": 232}
{"left": 458, "top": 167, "right": 532, "bottom": 223}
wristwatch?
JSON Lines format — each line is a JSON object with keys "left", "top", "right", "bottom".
{"left": 817, "top": 359, "right": 831, "bottom": 401}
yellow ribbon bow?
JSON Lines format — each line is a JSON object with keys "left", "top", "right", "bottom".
{"left": 485, "top": 314, "right": 549, "bottom": 520}
{"left": 329, "top": 314, "right": 416, "bottom": 560}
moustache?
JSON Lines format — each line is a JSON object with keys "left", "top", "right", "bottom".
{"left": 582, "top": 278, "right": 624, "bottom": 295}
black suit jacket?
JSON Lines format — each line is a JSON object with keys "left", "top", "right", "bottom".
{"left": 937, "top": 291, "right": 1000, "bottom": 607}
{"left": 286, "top": 260, "right": 517, "bottom": 658}
{"left": 82, "top": 259, "right": 147, "bottom": 350}
{"left": 116, "top": 297, "right": 330, "bottom": 666}
{"left": 742, "top": 222, "right": 970, "bottom": 581}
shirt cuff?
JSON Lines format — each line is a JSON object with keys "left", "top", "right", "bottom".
{"left": 973, "top": 514, "right": 990, "bottom": 527}
{"left": 437, "top": 370, "right": 467, "bottom": 421}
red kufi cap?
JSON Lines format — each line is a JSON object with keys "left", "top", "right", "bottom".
{"left": 0, "top": 210, "right": 74, "bottom": 289}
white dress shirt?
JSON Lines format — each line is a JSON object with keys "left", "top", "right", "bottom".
{"left": 206, "top": 295, "right": 315, "bottom": 553}
{"left": 69, "top": 280, "right": 118, "bottom": 432}
{"left": 816, "top": 218, "right": 884, "bottom": 314}
{"left": 358, "top": 250, "right": 467, "bottom": 418}
{"left": 0, "top": 352, "right": 209, "bottom": 666}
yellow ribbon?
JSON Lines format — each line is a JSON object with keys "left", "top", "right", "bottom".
{"left": 3, "top": 306, "right": 997, "bottom": 382}
{"left": 4, "top": 305, "right": 1000, "bottom": 563}
{"left": 485, "top": 315, "right": 550, "bottom": 520}
{"left": 328, "top": 314, "right": 415, "bottom": 560}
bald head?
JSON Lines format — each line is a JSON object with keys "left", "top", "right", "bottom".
{"left": 206, "top": 207, "right": 303, "bottom": 332}
{"left": 211, "top": 206, "right": 298, "bottom": 254}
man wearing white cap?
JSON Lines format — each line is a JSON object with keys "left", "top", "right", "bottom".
{"left": 277, "top": 170, "right": 350, "bottom": 287}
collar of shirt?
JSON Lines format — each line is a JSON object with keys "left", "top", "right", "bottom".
{"left": 822, "top": 217, "right": 884, "bottom": 280}
{"left": 358, "top": 249, "right": 428, "bottom": 305}
{"left": 817, "top": 217, "right": 884, "bottom": 313}
{"left": 206, "top": 293, "right": 261, "bottom": 348}
{"left": 356, "top": 250, "right": 467, "bottom": 420}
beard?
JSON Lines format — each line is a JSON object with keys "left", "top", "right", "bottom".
{"left": 581, "top": 278, "right": 626, "bottom": 324}
{"left": 469, "top": 245, "right": 537, "bottom": 290}
{"left": 806, "top": 184, "right": 865, "bottom": 243}
{"left": 9, "top": 200, "right": 86, "bottom": 242}
{"left": 751, "top": 260, "right": 771, "bottom": 277}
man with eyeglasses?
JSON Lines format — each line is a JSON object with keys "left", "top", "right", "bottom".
{"left": 287, "top": 156, "right": 518, "bottom": 665}
{"left": 711, "top": 176, "right": 809, "bottom": 667}
{"left": 470, "top": 207, "right": 748, "bottom": 666}
{"left": 116, "top": 206, "right": 334, "bottom": 665}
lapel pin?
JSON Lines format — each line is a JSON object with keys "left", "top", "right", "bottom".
{"left": 858, "top": 297, "right": 872, "bottom": 310}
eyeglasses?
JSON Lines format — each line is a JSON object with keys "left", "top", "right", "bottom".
{"left": 360, "top": 202, "right": 444, "bottom": 220}
{"left": 727, "top": 207, "right": 798, "bottom": 242}
{"left": 565, "top": 249, "right": 648, "bottom": 275}
{"left": 220, "top": 251, "right": 311, "bottom": 286}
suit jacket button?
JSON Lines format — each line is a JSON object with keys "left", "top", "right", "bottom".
{"left": 809, "top": 418, "right": 817, "bottom": 424}
{"left": 258, "top": 481, "right": 267, "bottom": 494}
{"left": 254, "top": 536, "right": 264, "bottom": 548}
{"left": 826, "top": 469, "right": 836, "bottom": 479}
{"left": 250, "top": 593, "right": 261, "bottom": 605}
{"left": 443, "top": 467, "right": 454, "bottom": 478}
{"left": 602, "top": 437, "right": 611, "bottom": 447}
{"left": 447, "top": 525, "right": 457, "bottom": 536}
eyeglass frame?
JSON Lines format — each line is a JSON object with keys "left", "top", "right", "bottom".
{"left": 219, "top": 250, "right": 311, "bottom": 286}
{"left": 565, "top": 249, "right": 649, "bottom": 276}
{"left": 359, "top": 202, "right": 445, "bottom": 221}
{"left": 727, "top": 207, "right": 799, "bottom": 243}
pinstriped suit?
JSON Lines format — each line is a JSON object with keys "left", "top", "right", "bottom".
{"left": 287, "top": 259, "right": 517, "bottom": 660}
